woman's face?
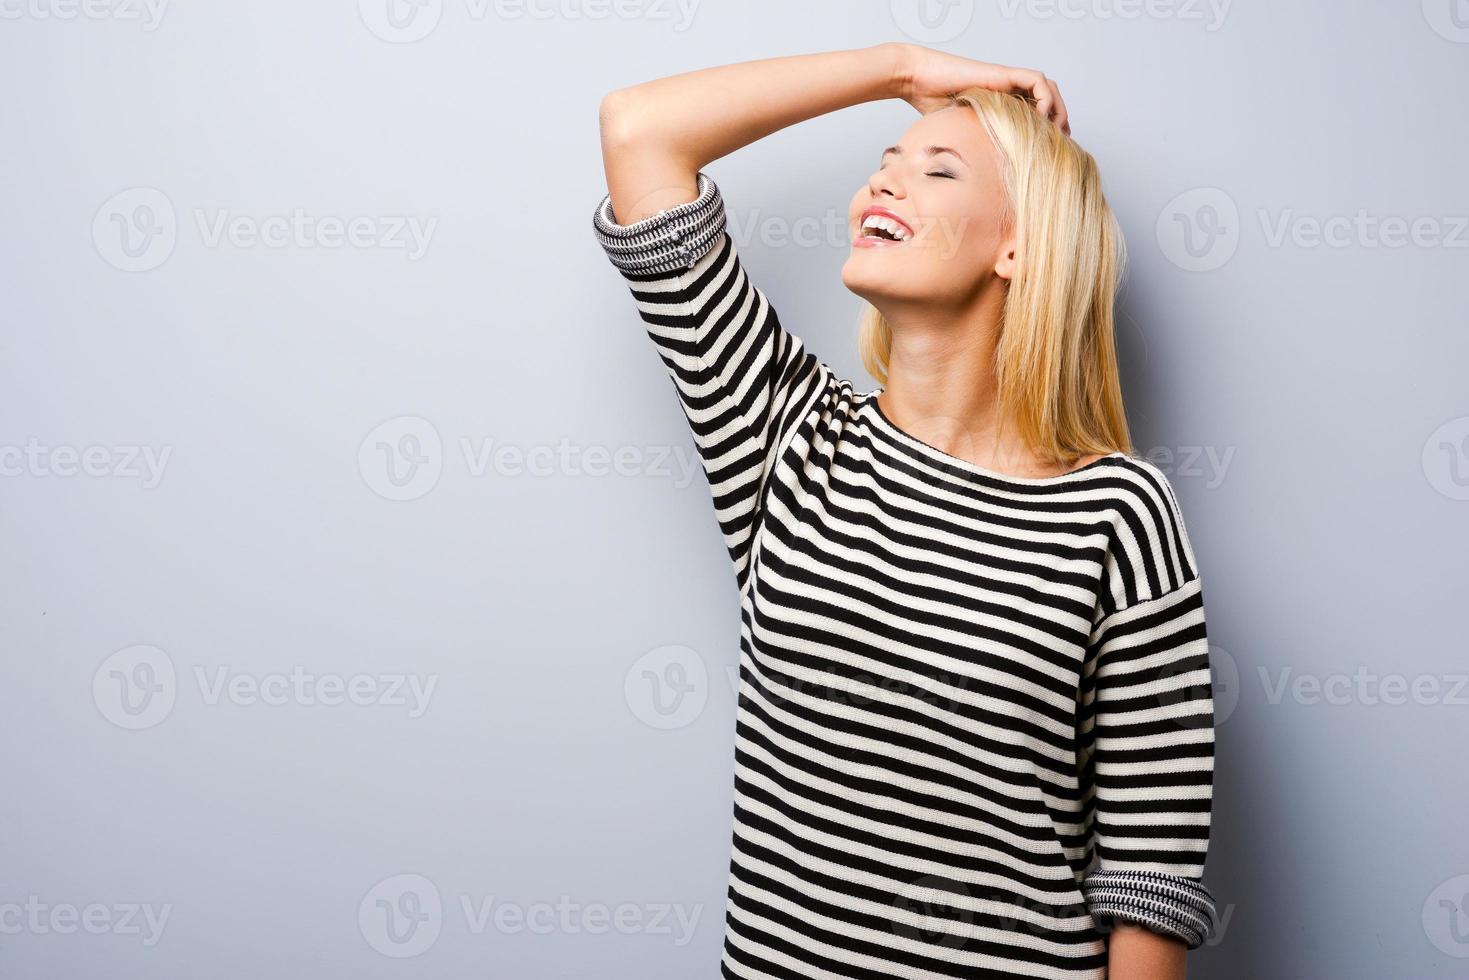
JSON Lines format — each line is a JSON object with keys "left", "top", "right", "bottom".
{"left": 841, "top": 105, "right": 1014, "bottom": 308}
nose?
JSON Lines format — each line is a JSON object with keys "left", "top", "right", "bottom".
{"left": 868, "top": 165, "right": 904, "bottom": 201}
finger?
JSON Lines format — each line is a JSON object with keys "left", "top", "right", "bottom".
{"left": 1046, "top": 78, "right": 1070, "bottom": 134}
{"left": 1011, "top": 69, "right": 1052, "bottom": 122}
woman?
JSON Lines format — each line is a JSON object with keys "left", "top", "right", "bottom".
{"left": 592, "top": 42, "right": 1218, "bottom": 980}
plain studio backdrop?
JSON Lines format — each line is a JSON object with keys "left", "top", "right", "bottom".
{"left": 2, "top": 2, "right": 1467, "bottom": 978}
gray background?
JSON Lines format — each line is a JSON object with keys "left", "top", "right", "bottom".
{"left": 3, "top": 1, "right": 1467, "bottom": 978}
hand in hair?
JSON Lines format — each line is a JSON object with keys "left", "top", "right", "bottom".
{"left": 893, "top": 43, "right": 1070, "bottom": 134}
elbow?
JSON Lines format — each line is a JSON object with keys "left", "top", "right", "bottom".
{"left": 598, "top": 88, "right": 643, "bottom": 150}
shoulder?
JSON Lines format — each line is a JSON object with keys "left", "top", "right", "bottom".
{"left": 1095, "top": 454, "right": 1202, "bottom": 613}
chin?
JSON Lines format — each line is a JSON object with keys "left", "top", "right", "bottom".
{"left": 841, "top": 253, "right": 919, "bottom": 304}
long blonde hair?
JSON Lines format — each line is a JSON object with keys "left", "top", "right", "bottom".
{"left": 857, "top": 87, "right": 1133, "bottom": 467}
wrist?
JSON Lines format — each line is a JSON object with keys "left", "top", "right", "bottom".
{"left": 873, "top": 42, "right": 915, "bottom": 103}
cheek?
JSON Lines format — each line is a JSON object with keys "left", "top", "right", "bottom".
{"left": 938, "top": 207, "right": 1005, "bottom": 266}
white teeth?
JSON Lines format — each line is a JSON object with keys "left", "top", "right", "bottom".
{"left": 861, "top": 213, "right": 912, "bottom": 241}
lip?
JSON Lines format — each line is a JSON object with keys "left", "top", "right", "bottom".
{"left": 854, "top": 205, "right": 916, "bottom": 248}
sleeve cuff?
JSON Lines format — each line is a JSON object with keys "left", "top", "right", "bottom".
{"left": 592, "top": 171, "right": 726, "bottom": 276}
{"left": 1081, "top": 869, "right": 1218, "bottom": 950}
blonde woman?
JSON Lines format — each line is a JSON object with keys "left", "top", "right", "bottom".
{"left": 593, "top": 42, "right": 1217, "bottom": 980}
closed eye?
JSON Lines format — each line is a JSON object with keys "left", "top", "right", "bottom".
{"left": 927, "top": 170, "right": 957, "bottom": 179}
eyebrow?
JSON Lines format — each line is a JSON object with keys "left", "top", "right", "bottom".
{"left": 880, "top": 144, "right": 967, "bottom": 165}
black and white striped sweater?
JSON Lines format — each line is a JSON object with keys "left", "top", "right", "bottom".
{"left": 593, "top": 171, "right": 1219, "bottom": 980}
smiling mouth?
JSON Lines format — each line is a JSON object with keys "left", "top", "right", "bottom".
{"left": 856, "top": 211, "right": 915, "bottom": 247}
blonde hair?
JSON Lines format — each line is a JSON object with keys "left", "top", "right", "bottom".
{"left": 857, "top": 87, "right": 1133, "bottom": 467}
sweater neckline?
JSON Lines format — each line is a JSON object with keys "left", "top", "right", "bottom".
{"left": 862, "top": 389, "right": 1125, "bottom": 486}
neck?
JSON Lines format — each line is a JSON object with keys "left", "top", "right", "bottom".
{"left": 871, "top": 280, "right": 1045, "bottom": 472}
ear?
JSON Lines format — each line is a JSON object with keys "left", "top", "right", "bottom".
{"left": 993, "top": 232, "right": 1017, "bottom": 281}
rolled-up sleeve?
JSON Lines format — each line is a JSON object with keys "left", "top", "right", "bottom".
{"left": 1077, "top": 472, "right": 1219, "bottom": 949}
{"left": 591, "top": 171, "right": 831, "bottom": 593}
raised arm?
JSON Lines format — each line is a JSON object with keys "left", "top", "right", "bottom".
{"left": 598, "top": 43, "right": 1069, "bottom": 222}
{"left": 598, "top": 43, "right": 909, "bottom": 225}
{"left": 591, "top": 46, "right": 1073, "bottom": 593}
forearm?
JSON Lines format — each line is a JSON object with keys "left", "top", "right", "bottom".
{"left": 1106, "top": 922, "right": 1188, "bottom": 980}
{"left": 598, "top": 43, "right": 910, "bottom": 223}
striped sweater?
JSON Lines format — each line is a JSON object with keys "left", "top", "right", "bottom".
{"left": 593, "top": 171, "right": 1219, "bottom": 979}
